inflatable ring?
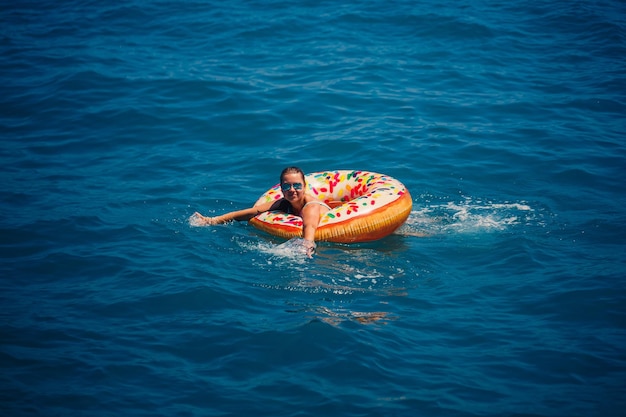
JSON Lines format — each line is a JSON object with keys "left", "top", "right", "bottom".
{"left": 249, "top": 170, "right": 412, "bottom": 243}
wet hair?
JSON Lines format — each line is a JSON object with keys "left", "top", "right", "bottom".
{"left": 280, "top": 166, "right": 306, "bottom": 185}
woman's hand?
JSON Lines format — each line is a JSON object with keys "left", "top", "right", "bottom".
{"left": 303, "top": 239, "right": 317, "bottom": 258}
{"left": 189, "top": 212, "right": 217, "bottom": 226}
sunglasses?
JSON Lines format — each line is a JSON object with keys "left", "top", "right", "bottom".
{"left": 280, "top": 182, "right": 303, "bottom": 192}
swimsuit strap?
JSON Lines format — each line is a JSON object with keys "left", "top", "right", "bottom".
{"left": 302, "top": 201, "right": 331, "bottom": 210}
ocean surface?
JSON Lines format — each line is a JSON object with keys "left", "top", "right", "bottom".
{"left": 1, "top": 0, "right": 625, "bottom": 416}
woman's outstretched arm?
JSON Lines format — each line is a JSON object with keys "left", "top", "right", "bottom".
{"left": 190, "top": 200, "right": 276, "bottom": 226}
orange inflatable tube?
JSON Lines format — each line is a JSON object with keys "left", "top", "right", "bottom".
{"left": 249, "top": 170, "right": 412, "bottom": 243}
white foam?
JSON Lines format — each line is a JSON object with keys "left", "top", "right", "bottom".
{"left": 400, "top": 198, "right": 537, "bottom": 235}
{"left": 237, "top": 237, "right": 310, "bottom": 265}
{"left": 188, "top": 216, "right": 206, "bottom": 227}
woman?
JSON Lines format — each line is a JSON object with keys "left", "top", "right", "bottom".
{"left": 190, "top": 167, "right": 330, "bottom": 257}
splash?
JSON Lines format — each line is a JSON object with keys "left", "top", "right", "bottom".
{"left": 237, "top": 237, "right": 311, "bottom": 266}
{"left": 398, "top": 197, "right": 536, "bottom": 236}
{"left": 188, "top": 215, "right": 206, "bottom": 227}
{"left": 269, "top": 238, "right": 310, "bottom": 257}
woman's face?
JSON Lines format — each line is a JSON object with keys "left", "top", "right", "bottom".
{"left": 281, "top": 172, "right": 305, "bottom": 203}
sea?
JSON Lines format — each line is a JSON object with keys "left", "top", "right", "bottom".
{"left": 1, "top": 0, "right": 625, "bottom": 416}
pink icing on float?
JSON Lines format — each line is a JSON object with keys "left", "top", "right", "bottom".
{"left": 249, "top": 170, "right": 412, "bottom": 243}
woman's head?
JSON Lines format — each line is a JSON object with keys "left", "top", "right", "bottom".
{"left": 280, "top": 166, "right": 305, "bottom": 185}
{"left": 280, "top": 166, "right": 306, "bottom": 200}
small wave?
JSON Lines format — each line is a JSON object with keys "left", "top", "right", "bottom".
{"left": 306, "top": 306, "right": 394, "bottom": 326}
{"left": 400, "top": 197, "right": 537, "bottom": 236}
{"left": 240, "top": 236, "right": 414, "bottom": 296}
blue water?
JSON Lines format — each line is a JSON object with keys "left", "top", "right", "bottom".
{"left": 2, "top": 0, "right": 625, "bottom": 415}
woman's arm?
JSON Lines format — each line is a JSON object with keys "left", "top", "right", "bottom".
{"left": 301, "top": 203, "right": 322, "bottom": 257}
{"left": 190, "top": 207, "right": 256, "bottom": 225}
{"left": 190, "top": 200, "right": 277, "bottom": 226}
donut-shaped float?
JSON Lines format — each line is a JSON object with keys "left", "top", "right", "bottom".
{"left": 249, "top": 170, "right": 412, "bottom": 243}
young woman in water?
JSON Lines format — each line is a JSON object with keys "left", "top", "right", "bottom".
{"left": 190, "top": 166, "right": 330, "bottom": 257}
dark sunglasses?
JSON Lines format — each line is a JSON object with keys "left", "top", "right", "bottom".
{"left": 280, "top": 182, "right": 303, "bottom": 192}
